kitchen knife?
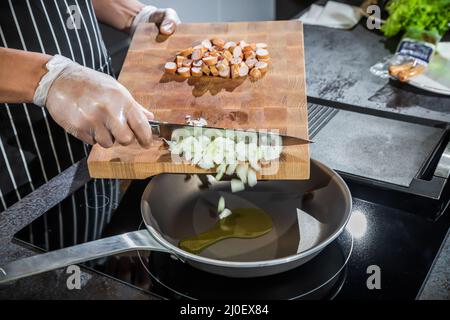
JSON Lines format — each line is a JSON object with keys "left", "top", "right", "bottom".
{"left": 149, "top": 120, "right": 312, "bottom": 146}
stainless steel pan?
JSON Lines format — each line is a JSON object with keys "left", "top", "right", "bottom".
{"left": 0, "top": 160, "right": 352, "bottom": 283}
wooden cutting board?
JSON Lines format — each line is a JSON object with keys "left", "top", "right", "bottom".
{"left": 87, "top": 20, "right": 309, "bottom": 179}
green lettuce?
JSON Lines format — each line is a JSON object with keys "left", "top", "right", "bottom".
{"left": 381, "top": 0, "right": 450, "bottom": 37}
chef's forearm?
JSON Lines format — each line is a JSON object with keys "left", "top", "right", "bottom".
{"left": 92, "top": 0, "right": 145, "bottom": 33}
{"left": 0, "top": 48, "right": 51, "bottom": 104}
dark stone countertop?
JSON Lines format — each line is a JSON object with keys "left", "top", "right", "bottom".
{"left": 299, "top": 3, "right": 449, "bottom": 299}
{"left": 302, "top": 13, "right": 450, "bottom": 125}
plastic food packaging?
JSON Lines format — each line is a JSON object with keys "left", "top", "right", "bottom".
{"left": 370, "top": 29, "right": 441, "bottom": 82}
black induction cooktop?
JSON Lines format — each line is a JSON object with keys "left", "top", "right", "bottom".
{"left": 13, "top": 171, "right": 449, "bottom": 300}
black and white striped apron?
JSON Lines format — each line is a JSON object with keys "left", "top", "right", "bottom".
{"left": 0, "top": 0, "right": 119, "bottom": 249}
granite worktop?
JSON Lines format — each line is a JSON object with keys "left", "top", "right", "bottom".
{"left": 301, "top": 3, "right": 450, "bottom": 125}
{"left": 299, "top": 2, "right": 449, "bottom": 299}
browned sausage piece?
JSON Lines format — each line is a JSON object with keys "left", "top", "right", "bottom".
{"left": 210, "top": 65, "right": 219, "bottom": 76}
{"left": 176, "top": 55, "right": 186, "bottom": 68}
{"left": 182, "top": 59, "right": 193, "bottom": 67}
{"left": 249, "top": 67, "right": 262, "bottom": 79}
{"left": 212, "top": 38, "right": 225, "bottom": 48}
{"left": 191, "top": 67, "right": 203, "bottom": 77}
{"left": 255, "top": 61, "right": 268, "bottom": 73}
{"left": 177, "top": 67, "right": 191, "bottom": 78}
{"left": 256, "top": 49, "right": 269, "bottom": 60}
{"left": 178, "top": 47, "right": 193, "bottom": 57}
{"left": 238, "top": 62, "right": 249, "bottom": 77}
{"left": 202, "top": 56, "right": 218, "bottom": 66}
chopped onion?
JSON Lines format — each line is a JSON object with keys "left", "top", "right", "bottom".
{"left": 260, "top": 145, "right": 282, "bottom": 161}
{"left": 219, "top": 208, "right": 232, "bottom": 220}
{"left": 231, "top": 179, "right": 245, "bottom": 193}
{"left": 181, "top": 136, "right": 195, "bottom": 161}
{"left": 217, "top": 196, "right": 225, "bottom": 213}
{"left": 215, "top": 163, "right": 226, "bottom": 181}
{"left": 191, "top": 139, "right": 203, "bottom": 164}
{"left": 213, "top": 150, "right": 225, "bottom": 165}
{"left": 236, "top": 164, "right": 248, "bottom": 184}
{"left": 235, "top": 141, "right": 247, "bottom": 161}
{"left": 206, "top": 174, "right": 217, "bottom": 184}
{"left": 199, "top": 135, "right": 211, "bottom": 148}
{"left": 166, "top": 138, "right": 182, "bottom": 155}
{"left": 226, "top": 163, "right": 237, "bottom": 175}
{"left": 247, "top": 169, "right": 257, "bottom": 187}
{"left": 199, "top": 159, "right": 214, "bottom": 170}
{"left": 204, "top": 128, "right": 224, "bottom": 140}
{"left": 248, "top": 143, "right": 258, "bottom": 160}
{"left": 171, "top": 127, "right": 192, "bottom": 143}
{"left": 249, "top": 159, "right": 261, "bottom": 171}
{"left": 167, "top": 128, "right": 284, "bottom": 192}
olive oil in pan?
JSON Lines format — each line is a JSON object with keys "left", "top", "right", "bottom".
{"left": 179, "top": 208, "right": 273, "bottom": 254}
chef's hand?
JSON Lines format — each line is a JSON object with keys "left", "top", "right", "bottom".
{"left": 33, "top": 55, "right": 154, "bottom": 148}
{"left": 130, "top": 6, "right": 181, "bottom": 36}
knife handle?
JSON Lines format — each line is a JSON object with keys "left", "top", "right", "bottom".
{"left": 148, "top": 120, "right": 161, "bottom": 136}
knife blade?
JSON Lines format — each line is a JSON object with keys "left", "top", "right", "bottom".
{"left": 148, "top": 120, "right": 312, "bottom": 146}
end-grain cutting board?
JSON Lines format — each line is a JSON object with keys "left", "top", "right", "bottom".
{"left": 88, "top": 20, "right": 309, "bottom": 179}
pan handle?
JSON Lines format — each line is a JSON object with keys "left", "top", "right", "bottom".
{"left": 0, "top": 230, "right": 169, "bottom": 284}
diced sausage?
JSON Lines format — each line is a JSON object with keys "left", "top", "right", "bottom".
{"left": 245, "top": 57, "right": 258, "bottom": 68}
{"left": 231, "top": 64, "right": 240, "bottom": 79}
{"left": 238, "top": 62, "right": 249, "bottom": 77}
{"left": 256, "top": 49, "right": 269, "bottom": 60}
{"left": 256, "top": 43, "right": 268, "bottom": 49}
{"left": 249, "top": 68, "right": 262, "bottom": 79}
{"left": 201, "top": 39, "right": 212, "bottom": 50}
{"left": 224, "top": 41, "right": 236, "bottom": 50}
{"left": 192, "top": 60, "right": 203, "bottom": 67}
{"left": 177, "top": 67, "right": 191, "bottom": 77}
{"left": 212, "top": 38, "right": 225, "bottom": 48}
{"left": 223, "top": 50, "right": 233, "bottom": 62}
{"left": 164, "top": 62, "right": 177, "bottom": 73}
{"left": 191, "top": 49, "right": 203, "bottom": 61}
{"left": 202, "top": 56, "right": 218, "bottom": 66}
{"left": 210, "top": 65, "right": 219, "bottom": 76}
{"left": 191, "top": 67, "right": 203, "bottom": 77}
{"left": 176, "top": 55, "right": 186, "bottom": 68}
{"left": 230, "top": 57, "right": 243, "bottom": 65}
{"left": 232, "top": 45, "right": 242, "bottom": 58}
{"left": 255, "top": 61, "right": 268, "bottom": 73}
{"left": 178, "top": 47, "right": 193, "bottom": 57}
{"left": 218, "top": 64, "right": 230, "bottom": 78}
{"left": 182, "top": 59, "right": 193, "bottom": 67}
{"left": 201, "top": 63, "right": 211, "bottom": 75}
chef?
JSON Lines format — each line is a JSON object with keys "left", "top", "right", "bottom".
{"left": 0, "top": 1, "right": 180, "bottom": 247}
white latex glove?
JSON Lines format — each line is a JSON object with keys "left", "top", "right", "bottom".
{"left": 33, "top": 55, "right": 154, "bottom": 148}
{"left": 130, "top": 6, "right": 181, "bottom": 36}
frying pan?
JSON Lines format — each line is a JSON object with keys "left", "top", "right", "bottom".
{"left": 0, "top": 160, "right": 352, "bottom": 283}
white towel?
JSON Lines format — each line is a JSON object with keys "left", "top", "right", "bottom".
{"left": 299, "top": 1, "right": 362, "bottom": 29}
